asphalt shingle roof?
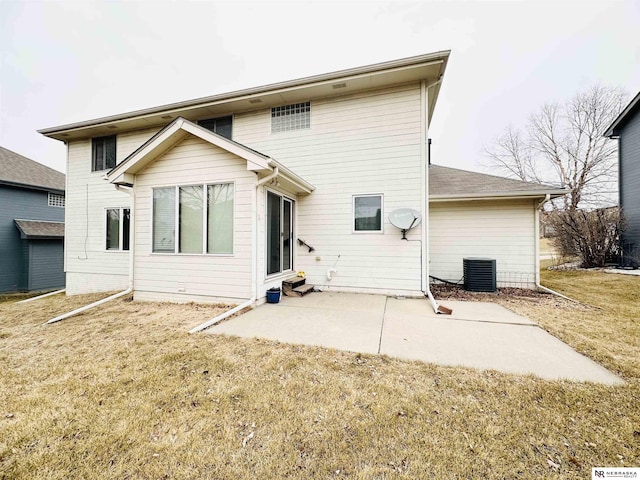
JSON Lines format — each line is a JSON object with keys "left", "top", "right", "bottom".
{"left": 0, "top": 146, "right": 65, "bottom": 192}
{"left": 429, "top": 164, "right": 564, "bottom": 197}
{"left": 14, "top": 220, "right": 65, "bottom": 239}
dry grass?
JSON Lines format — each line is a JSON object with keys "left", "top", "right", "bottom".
{"left": 1, "top": 283, "right": 639, "bottom": 479}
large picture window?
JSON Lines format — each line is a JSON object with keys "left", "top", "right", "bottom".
{"left": 153, "top": 183, "right": 234, "bottom": 254}
{"left": 106, "top": 207, "right": 130, "bottom": 251}
{"left": 353, "top": 194, "right": 383, "bottom": 232}
{"left": 92, "top": 135, "right": 117, "bottom": 171}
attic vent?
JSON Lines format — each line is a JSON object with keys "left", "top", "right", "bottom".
{"left": 332, "top": 82, "right": 347, "bottom": 89}
{"left": 249, "top": 99, "right": 262, "bottom": 104}
{"left": 463, "top": 258, "right": 496, "bottom": 292}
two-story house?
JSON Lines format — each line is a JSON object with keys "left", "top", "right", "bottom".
{"left": 0, "top": 146, "right": 66, "bottom": 292}
{"left": 39, "top": 51, "right": 565, "bottom": 306}
{"left": 605, "top": 90, "right": 640, "bottom": 268}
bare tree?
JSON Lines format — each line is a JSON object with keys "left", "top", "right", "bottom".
{"left": 484, "top": 85, "right": 628, "bottom": 210}
{"left": 548, "top": 206, "right": 623, "bottom": 267}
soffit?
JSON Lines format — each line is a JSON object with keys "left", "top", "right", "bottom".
{"left": 39, "top": 53, "right": 448, "bottom": 142}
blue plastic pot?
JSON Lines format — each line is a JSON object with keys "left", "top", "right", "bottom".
{"left": 266, "top": 288, "right": 281, "bottom": 304}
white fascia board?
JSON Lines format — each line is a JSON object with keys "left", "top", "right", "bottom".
{"left": 107, "top": 119, "right": 186, "bottom": 182}
{"left": 107, "top": 117, "right": 274, "bottom": 183}
{"left": 429, "top": 190, "right": 569, "bottom": 202}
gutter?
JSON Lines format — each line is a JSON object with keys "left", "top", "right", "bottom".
{"left": 429, "top": 190, "right": 569, "bottom": 202}
{"left": 46, "top": 183, "right": 136, "bottom": 324}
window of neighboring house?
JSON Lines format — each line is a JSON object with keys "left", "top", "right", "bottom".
{"left": 198, "top": 116, "right": 233, "bottom": 140}
{"left": 106, "top": 208, "right": 130, "bottom": 251}
{"left": 152, "top": 183, "right": 234, "bottom": 254}
{"left": 353, "top": 194, "right": 383, "bottom": 232}
{"left": 48, "top": 192, "right": 65, "bottom": 207}
{"left": 92, "top": 135, "right": 117, "bottom": 171}
{"left": 271, "top": 101, "right": 310, "bottom": 133}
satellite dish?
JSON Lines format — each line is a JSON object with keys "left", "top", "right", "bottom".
{"left": 389, "top": 208, "right": 422, "bottom": 240}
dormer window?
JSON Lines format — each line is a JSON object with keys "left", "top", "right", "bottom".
{"left": 271, "top": 102, "right": 310, "bottom": 133}
{"left": 198, "top": 116, "right": 232, "bottom": 140}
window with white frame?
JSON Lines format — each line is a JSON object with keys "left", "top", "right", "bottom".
{"left": 106, "top": 208, "right": 130, "bottom": 251}
{"left": 271, "top": 101, "right": 310, "bottom": 133}
{"left": 353, "top": 194, "right": 383, "bottom": 232}
{"left": 92, "top": 135, "right": 117, "bottom": 171}
{"left": 48, "top": 192, "right": 65, "bottom": 207}
{"left": 152, "top": 183, "right": 234, "bottom": 254}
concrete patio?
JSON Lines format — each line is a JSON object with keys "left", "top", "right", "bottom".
{"left": 207, "top": 292, "right": 623, "bottom": 385}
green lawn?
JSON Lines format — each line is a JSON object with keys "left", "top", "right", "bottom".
{"left": 1, "top": 272, "right": 638, "bottom": 479}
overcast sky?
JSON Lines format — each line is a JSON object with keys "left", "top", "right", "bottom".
{"left": 1, "top": 0, "right": 639, "bottom": 174}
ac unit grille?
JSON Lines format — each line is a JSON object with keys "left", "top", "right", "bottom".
{"left": 463, "top": 258, "right": 497, "bottom": 292}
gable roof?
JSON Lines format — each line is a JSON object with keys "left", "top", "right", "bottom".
{"left": 14, "top": 219, "right": 65, "bottom": 239}
{"left": 429, "top": 164, "right": 568, "bottom": 201}
{"left": 38, "top": 51, "right": 450, "bottom": 142}
{"left": 107, "top": 117, "right": 314, "bottom": 195}
{"left": 604, "top": 90, "right": 640, "bottom": 138}
{"left": 0, "top": 146, "right": 65, "bottom": 193}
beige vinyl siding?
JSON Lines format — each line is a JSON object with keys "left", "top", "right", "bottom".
{"left": 65, "top": 140, "right": 129, "bottom": 293}
{"left": 64, "top": 127, "right": 161, "bottom": 294}
{"left": 235, "top": 84, "right": 425, "bottom": 294}
{"left": 429, "top": 199, "right": 537, "bottom": 288}
{"left": 134, "top": 136, "right": 254, "bottom": 302}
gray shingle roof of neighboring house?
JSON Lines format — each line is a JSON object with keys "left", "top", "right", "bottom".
{"left": 604, "top": 90, "right": 640, "bottom": 138}
{"left": 0, "top": 146, "right": 65, "bottom": 192}
{"left": 429, "top": 164, "right": 568, "bottom": 199}
{"left": 14, "top": 219, "right": 65, "bottom": 239}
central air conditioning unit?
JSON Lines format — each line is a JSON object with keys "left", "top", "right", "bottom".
{"left": 463, "top": 258, "right": 497, "bottom": 292}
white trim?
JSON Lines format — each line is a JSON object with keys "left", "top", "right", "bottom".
{"left": 264, "top": 188, "right": 296, "bottom": 277}
{"left": 150, "top": 181, "right": 236, "bottom": 256}
{"left": 104, "top": 206, "right": 130, "bottom": 252}
{"left": 47, "top": 192, "right": 65, "bottom": 208}
{"left": 352, "top": 194, "right": 384, "bottom": 233}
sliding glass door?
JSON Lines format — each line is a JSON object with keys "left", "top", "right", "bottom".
{"left": 266, "top": 191, "right": 293, "bottom": 275}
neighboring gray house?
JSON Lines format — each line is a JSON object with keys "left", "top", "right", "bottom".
{"left": 0, "top": 146, "right": 66, "bottom": 292}
{"left": 605, "top": 90, "right": 640, "bottom": 268}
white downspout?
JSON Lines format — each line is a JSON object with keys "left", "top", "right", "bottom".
{"left": 534, "top": 193, "right": 573, "bottom": 301}
{"left": 190, "top": 165, "right": 279, "bottom": 334}
{"left": 17, "top": 289, "right": 65, "bottom": 304}
{"left": 422, "top": 79, "right": 450, "bottom": 314}
{"left": 47, "top": 183, "right": 135, "bottom": 324}
{"left": 255, "top": 165, "right": 279, "bottom": 303}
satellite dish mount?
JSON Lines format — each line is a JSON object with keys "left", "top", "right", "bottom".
{"left": 388, "top": 208, "right": 422, "bottom": 240}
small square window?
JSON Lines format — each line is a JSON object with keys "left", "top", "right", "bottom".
{"left": 48, "top": 192, "right": 65, "bottom": 207}
{"left": 271, "top": 102, "right": 310, "bottom": 133}
{"left": 353, "top": 195, "right": 383, "bottom": 232}
{"left": 92, "top": 135, "right": 117, "bottom": 171}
